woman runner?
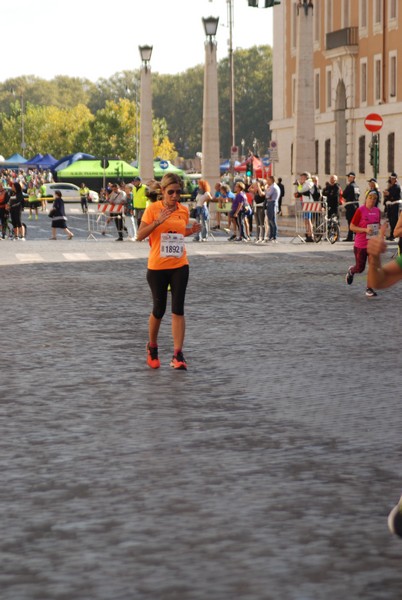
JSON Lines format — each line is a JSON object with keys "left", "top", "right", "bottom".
{"left": 136, "top": 174, "right": 201, "bottom": 370}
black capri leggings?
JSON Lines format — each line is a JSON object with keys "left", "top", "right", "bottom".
{"left": 146, "top": 265, "right": 189, "bottom": 319}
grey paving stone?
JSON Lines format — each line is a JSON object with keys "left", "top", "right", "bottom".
{"left": 1, "top": 249, "right": 401, "bottom": 600}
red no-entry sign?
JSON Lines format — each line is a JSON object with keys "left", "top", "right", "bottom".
{"left": 364, "top": 113, "right": 383, "bottom": 133}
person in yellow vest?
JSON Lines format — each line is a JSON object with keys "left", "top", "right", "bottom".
{"left": 39, "top": 179, "right": 47, "bottom": 212}
{"left": 79, "top": 183, "right": 90, "bottom": 213}
{"left": 132, "top": 176, "right": 148, "bottom": 236}
{"left": 27, "top": 180, "right": 40, "bottom": 220}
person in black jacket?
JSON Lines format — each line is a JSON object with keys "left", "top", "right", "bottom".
{"left": 382, "top": 172, "right": 401, "bottom": 241}
{"left": 322, "top": 174, "right": 342, "bottom": 219}
{"left": 8, "top": 181, "right": 25, "bottom": 240}
{"left": 342, "top": 172, "right": 360, "bottom": 242}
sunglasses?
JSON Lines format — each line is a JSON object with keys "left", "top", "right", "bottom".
{"left": 166, "top": 189, "right": 182, "bottom": 196}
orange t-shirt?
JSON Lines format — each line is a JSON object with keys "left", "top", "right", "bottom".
{"left": 142, "top": 201, "right": 190, "bottom": 270}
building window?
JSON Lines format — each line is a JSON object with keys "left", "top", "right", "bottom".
{"left": 374, "top": 55, "right": 382, "bottom": 102}
{"left": 291, "top": 143, "right": 294, "bottom": 175}
{"left": 326, "top": 69, "right": 332, "bottom": 109}
{"left": 374, "top": 0, "right": 383, "bottom": 25}
{"left": 314, "top": 0, "right": 320, "bottom": 44}
{"left": 359, "top": 135, "right": 366, "bottom": 174}
{"left": 342, "top": 0, "right": 350, "bottom": 27}
{"left": 388, "top": 133, "right": 395, "bottom": 173}
{"left": 325, "top": 139, "right": 331, "bottom": 174}
{"left": 326, "top": 0, "right": 332, "bottom": 33}
{"left": 315, "top": 140, "right": 319, "bottom": 175}
{"left": 389, "top": 0, "right": 397, "bottom": 20}
{"left": 292, "top": 74, "right": 296, "bottom": 115}
{"left": 292, "top": 1, "right": 297, "bottom": 50}
{"left": 360, "top": 0, "right": 368, "bottom": 29}
{"left": 361, "top": 59, "right": 367, "bottom": 104}
{"left": 389, "top": 53, "right": 397, "bottom": 99}
{"left": 315, "top": 71, "right": 320, "bottom": 111}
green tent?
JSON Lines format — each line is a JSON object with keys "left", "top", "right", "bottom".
{"left": 57, "top": 159, "right": 139, "bottom": 179}
{"left": 153, "top": 160, "right": 184, "bottom": 179}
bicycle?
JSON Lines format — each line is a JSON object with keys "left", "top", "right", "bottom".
{"left": 311, "top": 201, "right": 340, "bottom": 244}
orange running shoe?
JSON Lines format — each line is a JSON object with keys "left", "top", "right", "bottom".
{"left": 146, "top": 343, "right": 160, "bottom": 369}
{"left": 170, "top": 350, "right": 187, "bottom": 370}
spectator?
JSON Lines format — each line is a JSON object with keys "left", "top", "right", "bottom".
{"left": 132, "top": 176, "right": 148, "bottom": 232}
{"left": 108, "top": 183, "right": 127, "bottom": 242}
{"left": 8, "top": 181, "right": 25, "bottom": 241}
{"left": 294, "top": 172, "right": 314, "bottom": 242}
{"left": 39, "top": 178, "right": 47, "bottom": 212}
{"left": 383, "top": 172, "right": 401, "bottom": 241}
{"left": 79, "top": 183, "right": 90, "bottom": 214}
{"left": 228, "top": 181, "right": 247, "bottom": 242}
{"left": 277, "top": 177, "right": 285, "bottom": 215}
{"left": 264, "top": 175, "right": 280, "bottom": 243}
{"left": 193, "top": 179, "right": 212, "bottom": 242}
{"left": 124, "top": 183, "right": 136, "bottom": 241}
{"left": 211, "top": 182, "right": 222, "bottom": 230}
{"left": 0, "top": 182, "right": 10, "bottom": 239}
{"left": 27, "top": 181, "right": 40, "bottom": 220}
{"left": 251, "top": 179, "right": 267, "bottom": 243}
{"left": 365, "top": 178, "right": 381, "bottom": 207}
{"left": 342, "top": 172, "right": 360, "bottom": 242}
{"left": 49, "top": 191, "right": 74, "bottom": 240}
{"left": 219, "top": 183, "right": 235, "bottom": 235}
{"left": 322, "top": 174, "right": 342, "bottom": 218}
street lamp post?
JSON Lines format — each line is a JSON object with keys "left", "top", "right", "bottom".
{"left": 201, "top": 15, "right": 220, "bottom": 186}
{"left": 228, "top": 0, "right": 236, "bottom": 179}
{"left": 138, "top": 44, "right": 154, "bottom": 181}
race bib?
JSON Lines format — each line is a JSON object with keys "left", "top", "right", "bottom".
{"left": 160, "top": 233, "right": 185, "bottom": 258}
{"left": 367, "top": 223, "right": 379, "bottom": 238}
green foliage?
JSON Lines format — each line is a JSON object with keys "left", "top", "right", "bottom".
{"left": 0, "top": 46, "right": 272, "bottom": 161}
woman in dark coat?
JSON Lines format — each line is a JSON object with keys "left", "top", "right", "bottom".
{"left": 50, "top": 191, "right": 74, "bottom": 240}
{"left": 9, "top": 181, "right": 25, "bottom": 240}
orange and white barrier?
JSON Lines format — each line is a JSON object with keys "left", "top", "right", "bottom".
{"left": 97, "top": 203, "right": 124, "bottom": 214}
{"left": 301, "top": 201, "right": 324, "bottom": 213}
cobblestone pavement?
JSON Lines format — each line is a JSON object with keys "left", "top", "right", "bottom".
{"left": 1, "top": 239, "right": 401, "bottom": 600}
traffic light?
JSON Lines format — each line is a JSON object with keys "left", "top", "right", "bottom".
{"left": 248, "top": 0, "right": 258, "bottom": 6}
{"left": 369, "top": 143, "right": 375, "bottom": 166}
{"left": 246, "top": 159, "right": 253, "bottom": 177}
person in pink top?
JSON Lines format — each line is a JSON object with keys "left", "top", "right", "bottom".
{"left": 345, "top": 190, "right": 382, "bottom": 297}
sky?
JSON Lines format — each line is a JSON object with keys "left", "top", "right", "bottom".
{"left": 4, "top": 0, "right": 273, "bottom": 82}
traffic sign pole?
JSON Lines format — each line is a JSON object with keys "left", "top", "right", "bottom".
{"left": 364, "top": 114, "right": 382, "bottom": 179}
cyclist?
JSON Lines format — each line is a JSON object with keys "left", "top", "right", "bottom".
{"left": 136, "top": 173, "right": 201, "bottom": 371}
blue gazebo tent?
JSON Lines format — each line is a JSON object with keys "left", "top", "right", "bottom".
{"left": 53, "top": 153, "right": 95, "bottom": 172}
{"left": 36, "top": 154, "right": 58, "bottom": 169}
{"left": 24, "top": 153, "right": 44, "bottom": 167}
{"left": 0, "top": 153, "right": 28, "bottom": 168}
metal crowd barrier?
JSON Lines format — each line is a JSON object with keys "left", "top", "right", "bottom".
{"left": 87, "top": 203, "right": 125, "bottom": 240}
{"left": 293, "top": 199, "right": 325, "bottom": 243}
